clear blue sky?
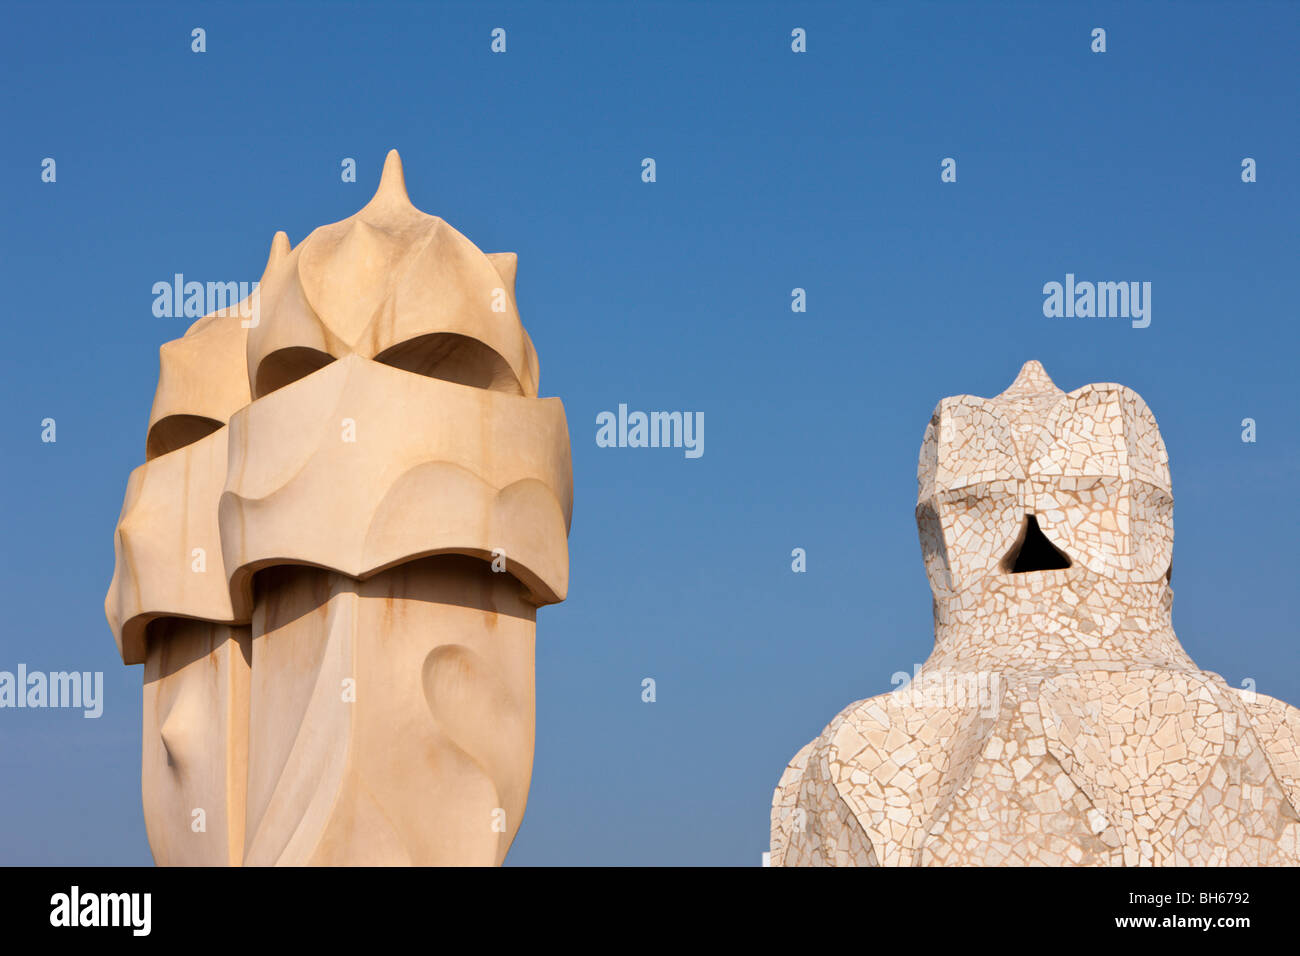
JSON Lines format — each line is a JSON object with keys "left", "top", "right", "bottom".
{"left": 1, "top": 1, "right": 1296, "bottom": 865}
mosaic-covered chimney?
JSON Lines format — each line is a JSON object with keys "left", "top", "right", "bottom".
{"left": 771, "top": 361, "right": 1300, "bottom": 866}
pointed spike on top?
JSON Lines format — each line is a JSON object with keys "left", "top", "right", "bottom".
{"left": 1000, "top": 359, "right": 1061, "bottom": 398}
{"left": 262, "top": 230, "right": 290, "bottom": 275}
{"left": 364, "top": 149, "right": 411, "bottom": 213}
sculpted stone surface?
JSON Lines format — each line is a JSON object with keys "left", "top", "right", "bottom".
{"left": 106, "top": 151, "right": 572, "bottom": 866}
{"left": 771, "top": 361, "right": 1300, "bottom": 866}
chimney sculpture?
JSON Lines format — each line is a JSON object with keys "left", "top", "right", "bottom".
{"left": 106, "top": 151, "right": 573, "bottom": 866}
{"left": 771, "top": 361, "right": 1300, "bottom": 866}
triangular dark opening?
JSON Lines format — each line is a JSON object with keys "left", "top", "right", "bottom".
{"left": 1005, "top": 514, "right": 1072, "bottom": 573}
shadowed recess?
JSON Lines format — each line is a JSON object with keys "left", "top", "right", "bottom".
{"left": 374, "top": 333, "right": 522, "bottom": 394}
{"left": 254, "top": 347, "right": 336, "bottom": 397}
{"left": 146, "top": 414, "right": 223, "bottom": 460}
{"left": 1004, "top": 514, "right": 1072, "bottom": 573}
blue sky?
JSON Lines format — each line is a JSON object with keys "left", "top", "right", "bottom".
{"left": 1, "top": 1, "right": 1296, "bottom": 865}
